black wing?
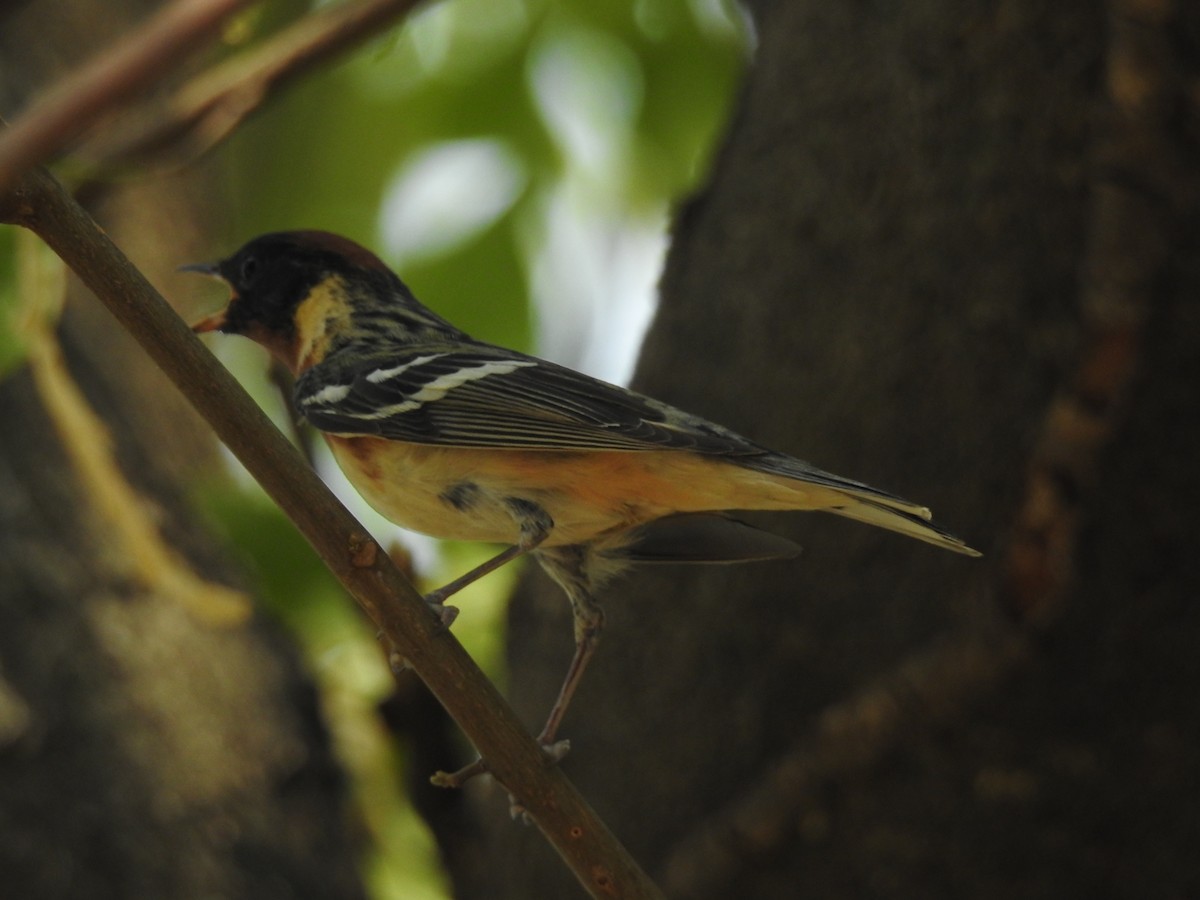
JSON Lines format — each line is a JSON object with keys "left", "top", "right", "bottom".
{"left": 294, "top": 344, "right": 763, "bottom": 456}
{"left": 295, "top": 343, "right": 962, "bottom": 530}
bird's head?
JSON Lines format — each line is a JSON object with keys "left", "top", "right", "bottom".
{"left": 184, "top": 231, "right": 457, "bottom": 373}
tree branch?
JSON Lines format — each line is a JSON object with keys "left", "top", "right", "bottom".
{"left": 0, "top": 0, "right": 254, "bottom": 192}
{"left": 78, "top": 0, "right": 427, "bottom": 170}
{"left": 0, "top": 166, "right": 665, "bottom": 900}
{"left": 1000, "top": 0, "right": 1181, "bottom": 625}
{"left": 655, "top": 629, "right": 1029, "bottom": 899}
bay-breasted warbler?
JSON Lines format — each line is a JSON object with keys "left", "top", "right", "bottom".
{"left": 187, "top": 230, "right": 978, "bottom": 748}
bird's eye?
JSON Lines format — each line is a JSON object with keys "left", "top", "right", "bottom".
{"left": 240, "top": 255, "right": 259, "bottom": 284}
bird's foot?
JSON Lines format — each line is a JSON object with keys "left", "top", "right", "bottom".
{"left": 539, "top": 737, "right": 571, "bottom": 763}
{"left": 421, "top": 591, "right": 460, "bottom": 630}
{"left": 430, "top": 756, "right": 489, "bottom": 789}
{"left": 430, "top": 738, "right": 570, "bottom": 793}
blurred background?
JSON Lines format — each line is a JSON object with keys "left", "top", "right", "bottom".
{"left": 4, "top": 1, "right": 1199, "bottom": 898}
{"left": 196, "top": 4, "right": 746, "bottom": 895}
{"left": 3, "top": 2, "right": 746, "bottom": 897}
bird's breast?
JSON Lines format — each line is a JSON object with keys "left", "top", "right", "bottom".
{"left": 322, "top": 435, "right": 756, "bottom": 546}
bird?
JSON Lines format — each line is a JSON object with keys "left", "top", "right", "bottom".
{"left": 184, "top": 230, "right": 979, "bottom": 751}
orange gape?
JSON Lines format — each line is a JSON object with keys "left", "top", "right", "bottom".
{"left": 187, "top": 230, "right": 979, "bottom": 763}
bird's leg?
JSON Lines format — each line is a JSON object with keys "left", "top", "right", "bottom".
{"left": 537, "top": 593, "right": 605, "bottom": 748}
{"left": 499, "top": 559, "right": 606, "bottom": 821}
{"left": 421, "top": 544, "right": 522, "bottom": 626}
{"left": 430, "top": 539, "right": 608, "bottom": 800}
{"left": 389, "top": 537, "right": 536, "bottom": 672}
{"left": 427, "top": 500, "right": 558, "bottom": 793}
{"left": 487, "top": 553, "right": 605, "bottom": 821}
{"left": 532, "top": 545, "right": 608, "bottom": 750}
{"left": 422, "top": 497, "right": 553, "bottom": 625}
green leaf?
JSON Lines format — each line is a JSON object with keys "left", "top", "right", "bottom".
{"left": 0, "top": 226, "right": 26, "bottom": 379}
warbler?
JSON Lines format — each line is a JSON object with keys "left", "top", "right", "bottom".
{"left": 185, "top": 230, "right": 979, "bottom": 747}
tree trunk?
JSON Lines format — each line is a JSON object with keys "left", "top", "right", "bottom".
{"left": 442, "top": 1, "right": 1200, "bottom": 897}
{"left": 0, "top": 3, "right": 365, "bottom": 896}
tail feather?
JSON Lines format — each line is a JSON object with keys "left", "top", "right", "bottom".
{"left": 741, "top": 453, "right": 980, "bottom": 556}
{"left": 824, "top": 497, "right": 980, "bottom": 556}
{"left": 620, "top": 513, "right": 802, "bottom": 564}
{"left": 746, "top": 454, "right": 931, "bottom": 516}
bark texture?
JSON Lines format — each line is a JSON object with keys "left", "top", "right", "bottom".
{"left": 442, "top": 1, "right": 1200, "bottom": 897}
{"left": 0, "top": 3, "right": 365, "bottom": 897}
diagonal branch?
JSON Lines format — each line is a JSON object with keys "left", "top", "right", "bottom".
{"left": 78, "top": 0, "right": 427, "bottom": 169}
{"left": 0, "top": 0, "right": 254, "bottom": 192}
{"left": 0, "top": 166, "right": 665, "bottom": 900}
{"left": 1000, "top": 0, "right": 1182, "bottom": 625}
{"left": 656, "top": 628, "right": 1030, "bottom": 899}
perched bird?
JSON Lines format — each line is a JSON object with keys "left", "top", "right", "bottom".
{"left": 186, "top": 230, "right": 979, "bottom": 749}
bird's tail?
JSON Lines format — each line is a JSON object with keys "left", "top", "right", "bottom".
{"left": 737, "top": 453, "right": 981, "bottom": 557}
{"left": 821, "top": 495, "right": 980, "bottom": 556}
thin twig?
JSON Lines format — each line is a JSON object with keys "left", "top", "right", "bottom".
{"left": 78, "top": 0, "right": 426, "bottom": 169}
{"left": 0, "top": 0, "right": 253, "bottom": 192}
{"left": 0, "top": 165, "right": 665, "bottom": 900}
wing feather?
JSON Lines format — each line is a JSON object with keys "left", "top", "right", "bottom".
{"left": 293, "top": 344, "right": 978, "bottom": 555}
{"left": 295, "top": 344, "right": 758, "bottom": 454}
{"left": 294, "top": 343, "right": 942, "bottom": 519}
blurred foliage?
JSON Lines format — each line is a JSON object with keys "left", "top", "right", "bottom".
{"left": 223, "top": 0, "right": 745, "bottom": 353}
{"left": 0, "top": 226, "right": 67, "bottom": 379}
{"left": 193, "top": 477, "right": 518, "bottom": 899}
{"left": 0, "top": 227, "right": 22, "bottom": 377}
{"left": 5, "top": 0, "right": 742, "bottom": 896}
{"left": 204, "top": 2, "right": 744, "bottom": 896}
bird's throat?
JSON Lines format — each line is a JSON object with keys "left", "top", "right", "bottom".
{"left": 292, "top": 275, "right": 355, "bottom": 373}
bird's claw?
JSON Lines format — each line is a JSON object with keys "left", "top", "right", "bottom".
{"left": 509, "top": 796, "right": 533, "bottom": 823}
{"left": 541, "top": 738, "right": 571, "bottom": 763}
{"left": 428, "top": 737, "right": 570, "bottom": 822}
{"left": 424, "top": 596, "right": 459, "bottom": 630}
{"left": 430, "top": 757, "right": 488, "bottom": 789}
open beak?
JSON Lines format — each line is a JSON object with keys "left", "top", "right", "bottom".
{"left": 179, "top": 261, "right": 231, "bottom": 333}
{"left": 189, "top": 307, "right": 229, "bottom": 333}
